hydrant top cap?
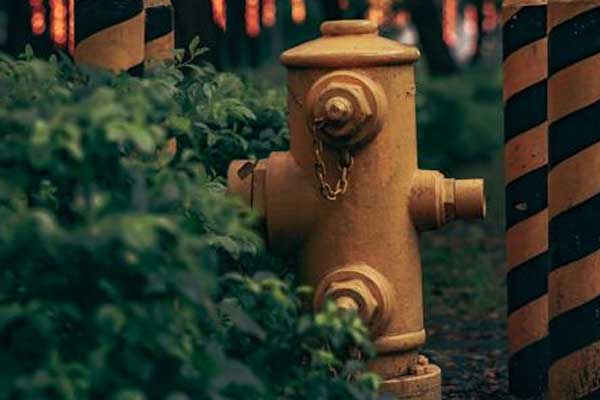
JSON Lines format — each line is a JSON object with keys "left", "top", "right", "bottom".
{"left": 143, "top": 0, "right": 172, "bottom": 7}
{"left": 320, "top": 20, "right": 378, "bottom": 36}
{"left": 280, "top": 19, "right": 420, "bottom": 68}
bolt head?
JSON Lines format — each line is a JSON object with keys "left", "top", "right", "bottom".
{"left": 325, "top": 278, "right": 379, "bottom": 325}
{"left": 325, "top": 97, "right": 353, "bottom": 124}
{"left": 316, "top": 82, "right": 373, "bottom": 139}
{"left": 410, "top": 365, "right": 426, "bottom": 376}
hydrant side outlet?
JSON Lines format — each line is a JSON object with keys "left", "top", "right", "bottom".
{"left": 227, "top": 19, "right": 486, "bottom": 400}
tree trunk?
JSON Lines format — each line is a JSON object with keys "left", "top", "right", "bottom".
{"left": 406, "top": 0, "right": 459, "bottom": 76}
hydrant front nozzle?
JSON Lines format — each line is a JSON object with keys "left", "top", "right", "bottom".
{"left": 306, "top": 71, "right": 387, "bottom": 148}
{"left": 325, "top": 279, "right": 379, "bottom": 326}
{"left": 314, "top": 264, "right": 394, "bottom": 335}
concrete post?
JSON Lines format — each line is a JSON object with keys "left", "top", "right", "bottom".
{"left": 144, "top": 0, "right": 175, "bottom": 62}
{"left": 74, "top": 0, "right": 145, "bottom": 75}
{"left": 548, "top": 1, "right": 600, "bottom": 398}
{"left": 503, "top": 0, "right": 550, "bottom": 397}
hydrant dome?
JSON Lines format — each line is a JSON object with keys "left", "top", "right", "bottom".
{"left": 280, "top": 19, "right": 421, "bottom": 68}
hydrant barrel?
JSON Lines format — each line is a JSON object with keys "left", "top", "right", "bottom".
{"left": 228, "top": 19, "right": 486, "bottom": 400}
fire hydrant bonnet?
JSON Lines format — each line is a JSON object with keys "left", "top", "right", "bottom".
{"left": 280, "top": 20, "right": 421, "bottom": 68}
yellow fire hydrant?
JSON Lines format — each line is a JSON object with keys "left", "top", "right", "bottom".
{"left": 227, "top": 20, "right": 485, "bottom": 399}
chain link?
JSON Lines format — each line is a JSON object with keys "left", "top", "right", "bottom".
{"left": 312, "top": 119, "right": 354, "bottom": 201}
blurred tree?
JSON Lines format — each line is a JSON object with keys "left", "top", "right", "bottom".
{"left": 3, "top": 0, "right": 54, "bottom": 57}
{"left": 405, "top": 0, "right": 459, "bottom": 76}
{"left": 226, "top": 0, "right": 245, "bottom": 68}
{"left": 172, "top": 0, "right": 221, "bottom": 66}
{"left": 321, "top": 0, "right": 344, "bottom": 20}
{"left": 470, "top": 0, "right": 484, "bottom": 64}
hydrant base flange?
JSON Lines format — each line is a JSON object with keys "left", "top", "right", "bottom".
{"left": 379, "top": 363, "right": 442, "bottom": 400}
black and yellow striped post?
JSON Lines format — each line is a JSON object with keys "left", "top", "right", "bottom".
{"left": 548, "top": 1, "right": 600, "bottom": 398}
{"left": 74, "top": 0, "right": 145, "bottom": 74}
{"left": 503, "top": 0, "right": 549, "bottom": 397}
{"left": 144, "top": 0, "right": 175, "bottom": 62}
{"left": 143, "top": 0, "right": 176, "bottom": 155}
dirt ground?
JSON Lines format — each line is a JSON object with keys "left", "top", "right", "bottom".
{"left": 426, "top": 313, "right": 515, "bottom": 399}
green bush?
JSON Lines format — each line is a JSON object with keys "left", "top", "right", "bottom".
{"left": 416, "top": 66, "right": 502, "bottom": 172}
{"left": 0, "top": 45, "right": 377, "bottom": 400}
{"left": 170, "top": 44, "right": 289, "bottom": 177}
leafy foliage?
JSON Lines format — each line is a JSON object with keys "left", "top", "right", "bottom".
{"left": 0, "top": 47, "right": 377, "bottom": 400}
{"left": 416, "top": 66, "right": 502, "bottom": 172}
{"left": 163, "top": 39, "right": 289, "bottom": 178}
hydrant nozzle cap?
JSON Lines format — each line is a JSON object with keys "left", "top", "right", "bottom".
{"left": 280, "top": 19, "right": 421, "bottom": 68}
{"left": 454, "top": 179, "right": 486, "bottom": 220}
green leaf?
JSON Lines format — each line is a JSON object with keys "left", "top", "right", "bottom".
{"left": 220, "top": 299, "right": 266, "bottom": 340}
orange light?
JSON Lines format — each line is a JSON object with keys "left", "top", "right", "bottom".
{"left": 211, "top": 0, "right": 227, "bottom": 31}
{"left": 54, "top": 4, "right": 67, "bottom": 17}
{"left": 367, "top": 0, "right": 390, "bottom": 26}
{"left": 464, "top": 4, "right": 478, "bottom": 34}
{"left": 245, "top": 0, "right": 260, "bottom": 37}
{"left": 31, "top": 11, "right": 46, "bottom": 35}
{"left": 68, "top": 0, "right": 74, "bottom": 54}
{"left": 394, "top": 10, "right": 410, "bottom": 28}
{"left": 30, "top": 0, "right": 46, "bottom": 35}
{"left": 463, "top": 3, "right": 478, "bottom": 57}
{"left": 442, "top": 0, "right": 457, "bottom": 47}
{"left": 482, "top": 0, "right": 498, "bottom": 32}
{"left": 50, "top": 0, "right": 68, "bottom": 47}
{"left": 262, "top": 0, "right": 276, "bottom": 27}
{"left": 338, "top": 0, "right": 349, "bottom": 10}
{"left": 291, "top": 0, "right": 306, "bottom": 25}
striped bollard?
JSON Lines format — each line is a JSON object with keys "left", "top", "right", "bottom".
{"left": 548, "top": 1, "right": 600, "bottom": 398}
{"left": 503, "top": 0, "right": 550, "bottom": 397}
{"left": 144, "top": 0, "right": 177, "bottom": 156}
{"left": 74, "top": 0, "right": 145, "bottom": 75}
{"left": 144, "top": 0, "right": 176, "bottom": 156}
{"left": 144, "top": 0, "right": 175, "bottom": 62}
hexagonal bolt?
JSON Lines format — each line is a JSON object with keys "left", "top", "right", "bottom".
{"left": 409, "top": 365, "right": 427, "bottom": 376}
{"left": 324, "top": 97, "right": 354, "bottom": 124}
{"left": 325, "top": 278, "right": 379, "bottom": 325}
{"left": 316, "top": 82, "right": 373, "bottom": 139}
{"left": 334, "top": 296, "right": 359, "bottom": 312}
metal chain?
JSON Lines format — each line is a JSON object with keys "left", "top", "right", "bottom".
{"left": 312, "top": 119, "right": 354, "bottom": 201}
